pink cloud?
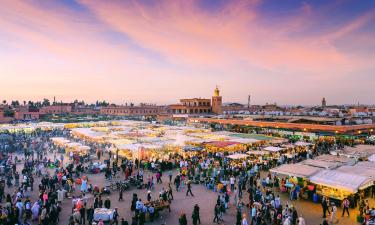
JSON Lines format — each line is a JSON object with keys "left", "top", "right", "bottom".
{"left": 78, "top": 0, "right": 372, "bottom": 75}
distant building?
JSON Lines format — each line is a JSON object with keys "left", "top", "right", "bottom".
{"left": 100, "top": 104, "right": 162, "bottom": 116}
{"left": 14, "top": 106, "right": 40, "bottom": 120}
{"left": 40, "top": 105, "right": 72, "bottom": 114}
{"left": 169, "top": 98, "right": 211, "bottom": 114}
{"left": 322, "top": 97, "right": 327, "bottom": 107}
{"left": 212, "top": 86, "right": 223, "bottom": 114}
{"left": 168, "top": 87, "right": 223, "bottom": 115}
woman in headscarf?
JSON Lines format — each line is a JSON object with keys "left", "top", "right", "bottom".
{"left": 31, "top": 201, "right": 40, "bottom": 221}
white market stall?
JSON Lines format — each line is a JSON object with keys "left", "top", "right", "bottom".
{"left": 270, "top": 163, "right": 322, "bottom": 179}
{"left": 315, "top": 154, "right": 356, "bottom": 166}
{"left": 263, "top": 146, "right": 285, "bottom": 152}
{"left": 301, "top": 159, "right": 340, "bottom": 169}
{"left": 309, "top": 170, "right": 368, "bottom": 200}
{"left": 226, "top": 153, "right": 248, "bottom": 160}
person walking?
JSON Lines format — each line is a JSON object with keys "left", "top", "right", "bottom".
{"left": 330, "top": 203, "right": 338, "bottom": 224}
{"left": 119, "top": 186, "right": 123, "bottom": 201}
{"left": 167, "top": 184, "right": 174, "bottom": 200}
{"left": 192, "top": 204, "right": 201, "bottom": 225}
{"left": 213, "top": 203, "right": 220, "bottom": 224}
{"left": 341, "top": 198, "right": 350, "bottom": 217}
{"left": 179, "top": 212, "right": 187, "bottom": 225}
{"left": 321, "top": 196, "right": 328, "bottom": 218}
{"left": 186, "top": 180, "right": 194, "bottom": 197}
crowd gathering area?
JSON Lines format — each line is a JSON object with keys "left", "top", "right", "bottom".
{"left": 1, "top": 120, "right": 375, "bottom": 225}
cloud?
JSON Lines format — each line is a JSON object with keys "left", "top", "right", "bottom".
{"left": 0, "top": 0, "right": 374, "bottom": 104}
{"left": 78, "top": 0, "right": 374, "bottom": 76}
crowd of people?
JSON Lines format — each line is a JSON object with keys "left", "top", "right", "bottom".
{"left": 0, "top": 126, "right": 374, "bottom": 225}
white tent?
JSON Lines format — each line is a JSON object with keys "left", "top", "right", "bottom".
{"left": 309, "top": 170, "right": 367, "bottom": 193}
{"left": 229, "top": 138, "right": 260, "bottom": 144}
{"left": 270, "top": 163, "right": 322, "bottom": 178}
{"left": 247, "top": 150, "right": 269, "bottom": 155}
{"left": 315, "top": 154, "right": 356, "bottom": 166}
{"left": 294, "top": 141, "right": 312, "bottom": 147}
{"left": 263, "top": 146, "right": 284, "bottom": 152}
{"left": 368, "top": 154, "right": 375, "bottom": 162}
{"left": 336, "top": 164, "right": 375, "bottom": 189}
{"left": 301, "top": 159, "right": 339, "bottom": 169}
{"left": 227, "top": 153, "right": 248, "bottom": 160}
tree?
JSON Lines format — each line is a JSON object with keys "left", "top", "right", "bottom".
{"left": 42, "top": 98, "right": 50, "bottom": 107}
{"left": 11, "top": 100, "right": 20, "bottom": 107}
{"left": 3, "top": 109, "right": 14, "bottom": 117}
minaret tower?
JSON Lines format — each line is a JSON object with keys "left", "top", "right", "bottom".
{"left": 212, "top": 86, "right": 223, "bottom": 114}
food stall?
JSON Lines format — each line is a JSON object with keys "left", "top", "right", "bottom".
{"left": 94, "top": 208, "right": 115, "bottom": 222}
{"left": 226, "top": 153, "right": 249, "bottom": 166}
{"left": 270, "top": 163, "right": 322, "bottom": 200}
{"left": 203, "top": 141, "right": 244, "bottom": 153}
{"left": 263, "top": 146, "right": 285, "bottom": 153}
{"left": 336, "top": 163, "right": 375, "bottom": 197}
{"left": 309, "top": 169, "right": 367, "bottom": 201}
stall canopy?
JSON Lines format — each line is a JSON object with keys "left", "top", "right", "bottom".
{"left": 229, "top": 138, "right": 260, "bottom": 144}
{"left": 270, "top": 163, "right": 322, "bottom": 178}
{"left": 183, "top": 146, "right": 203, "bottom": 151}
{"left": 227, "top": 153, "right": 248, "bottom": 160}
{"left": 315, "top": 154, "right": 356, "bottom": 166}
{"left": 309, "top": 170, "right": 367, "bottom": 193}
{"left": 335, "top": 145, "right": 375, "bottom": 159}
{"left": 294, "top": 141, "right": 312, "bottom": 147}
{"left": 247, "top": 150, "right": 269, "bottom": 155}
{"left": 336, "top": 164, "right": 375, "bottom": 189}
{"left": 263, "top": 146, "right": 284, "bottom": 152}
{"left": 368, "top": 154, "right": 375, "bottom": 162}
{"left": 204, "top": 141, "right": 241, "bottom": 148}
{"left": 301, "top": 159, "right": 340, "bottom": 169}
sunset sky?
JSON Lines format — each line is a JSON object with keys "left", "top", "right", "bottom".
{"left": 1, "top": 0, "right": 374, "bottom": 105}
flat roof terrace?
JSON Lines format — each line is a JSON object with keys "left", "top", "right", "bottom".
{"left": 188, "top": 118, "right": 375, "bottom": 134}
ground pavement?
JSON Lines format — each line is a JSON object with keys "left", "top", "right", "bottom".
{"left": 3, "top": 152, "right": 366, "bottom": 225}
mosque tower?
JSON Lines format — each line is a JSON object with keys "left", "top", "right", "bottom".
{"left": 212, "top": 86, "right": 223, "bottom": 114}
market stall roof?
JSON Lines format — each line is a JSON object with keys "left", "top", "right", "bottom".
{"left": 315, "top": 154, "right": 356, "bottom": 166}
{"left": 368, "top": 154, "right": 375, "bottom": 162}
{"left": 270, "top": 163, "right": 322, "bottom": 178}
{"left": 357, "top": 161, "right": 375, "bottom": 168}
{"left": 229, "top": 138, "right": 260, "bottom": 144}
{"left": 269, "top": 138, "right": 288, "bottom": 144}
{"left": 294, "top": 141, "right": 312, "bottom": 147}
{"left": 204, "top": 141, "right": 241, "bottom": 148}
{"left": 309, "top": 170, "right": 367, "bottom": 193}
{"left": 247, "top": 150, "right": 269, "bottom": 155}
{"left": 336, "top": 164, "right": 375, "bottom": 189}
{"left": 117, "top": 144, "right": 140, "bottom": 151}
{"left": 227, "top": 153, "right": 248, "bottom": 160}
{"left": 282, "top": 144, "right": 295, "bottom": 149}
{"left": 183, "top": 145, "right": 203, "bottom": 151}
{"left": 263, "top": 146, "right": 285, "bottom": 152}
{"left": 71, "top": 128, "right": 107, "bottom": 139}
{"left": 301, "top": 159, "right": 340, "bottom": 169}
{"left": 335, "top": 145, "right": 375, "bottom": 159}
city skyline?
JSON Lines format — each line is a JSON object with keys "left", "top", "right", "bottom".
{"left": 1, "top": 0, "right": 374, "bottom": 105}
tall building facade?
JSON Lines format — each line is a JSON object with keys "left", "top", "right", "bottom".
{"left": 322, "top": 97, "right": 327, "bottom": 107}
{"left": 212, "top": 86, "right": 223, "bottom": 114}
